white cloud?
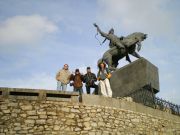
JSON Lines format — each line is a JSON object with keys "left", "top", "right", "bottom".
{"left": 97, "top": 0, "right": 175, "bottom": 37}
{"left": 0, "top": 15, "right": 58, "bottom": 45}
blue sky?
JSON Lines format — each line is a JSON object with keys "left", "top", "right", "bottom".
{"left": 0, "top": 0, "right": 180, "bottom": 104}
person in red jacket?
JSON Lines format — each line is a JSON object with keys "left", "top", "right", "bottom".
{"left": 70, "top": 69, "right": 84, "bottom": 95}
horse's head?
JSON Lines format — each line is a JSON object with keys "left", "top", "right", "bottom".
{"left": 122, "top": 32, "right": 147, "bottom": 52}
{"left": 134, "top": 32, "right": 147, "bottom": 52}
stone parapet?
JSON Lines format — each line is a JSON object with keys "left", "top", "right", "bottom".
{"left": 0, "top": 87, "right": 79, "bottom": 102}
{"left": 0, "top": 87, "right": 180, "bottom": 135}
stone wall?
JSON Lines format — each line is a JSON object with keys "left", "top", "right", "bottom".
{"left": 0, "top": 87, "right": 180, "bottom": 135}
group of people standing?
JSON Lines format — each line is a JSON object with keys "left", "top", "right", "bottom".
{"left": 56, "top": 62, "right": 112, "bottom": 97}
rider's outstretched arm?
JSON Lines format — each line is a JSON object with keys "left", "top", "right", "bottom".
{"left": 94, "top": 23, "right": 110, "bottom": 39}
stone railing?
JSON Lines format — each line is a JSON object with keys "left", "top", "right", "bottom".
{"left": 0, "top": 87, "right": 79, "bottom": 102}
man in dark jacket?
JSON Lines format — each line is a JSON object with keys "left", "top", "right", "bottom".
{"left": 70, "top": 69, "right": 84, "bottom": 95}
{"left": 83, "top": 67, "right": 98, "bottom": 95}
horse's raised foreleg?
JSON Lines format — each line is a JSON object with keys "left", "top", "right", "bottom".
{"left": 131, "top": 52, "right": 141, "bottom": 59}
{"left": 103, "top": 53, "right": 116, "bottom": 71}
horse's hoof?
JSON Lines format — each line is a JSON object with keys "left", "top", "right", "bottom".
{"left": 108, "top": 67, "right": 117, "bottom": 71}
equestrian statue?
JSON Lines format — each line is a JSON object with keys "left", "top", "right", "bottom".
{"left": 93, "top": 23, "right": 147, "bottom": 71}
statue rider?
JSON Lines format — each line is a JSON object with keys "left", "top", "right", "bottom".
{"left": 94, "top": 23, "right": 125, "bottom": 50}
{"left": 94, "top": 23, "right": 131, "bottom": 67}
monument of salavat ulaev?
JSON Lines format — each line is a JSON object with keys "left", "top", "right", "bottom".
{"left": 93, "top": 23, "right": 175, "bottom": 108}
{"left": 0, "top": 24, "right": 180, "bottom": 134}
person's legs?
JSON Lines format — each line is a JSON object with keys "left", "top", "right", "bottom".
{"left": 104, "top": 79, "right": 112, "bottom": 97}
{"left": 91, "top": 85, "right": 98, "bottom": 95}
{"left": 74, "top": 87, "right": 78, "bottom": 92}
{"left": 62, "top": 83, "right": 67, "bottom": 91}
{"left": 79, "top": 87, "right": 83, "bottom": 95}
{"left": 86, "top": 86, "right": 91, "bottom": 94}
{"left": 99, "top": 80, "right": 108, "bottom": 96}
{"left": 94, "top": 85, "right": 99, "bottom": 95}
{"left": 74, "top": 87, "right": 83, "bottom": 95}
{"left": 57, "top": 81, "right": 61, "bottom": 90}
{"left": 78, "top": 87, "right": 83, "bottom": 102}
{"left": 74, "top": 87, "right": 83, "bottom": 102}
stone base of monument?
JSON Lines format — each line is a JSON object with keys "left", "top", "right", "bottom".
{"left": 110, "top": 58, "right": 159, "bottom": 103}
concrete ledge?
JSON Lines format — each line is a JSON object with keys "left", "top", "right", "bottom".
{"left": 0, "top": 87, "right": 79, "bottom": 102}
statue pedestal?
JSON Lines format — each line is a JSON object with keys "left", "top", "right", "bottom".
{"left": 110, "top": 58, "right": 159, "bottom": 98}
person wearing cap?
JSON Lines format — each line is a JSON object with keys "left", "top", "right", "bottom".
{"left": 70, "top": 69, "right": 84, "bottom": 95}
{"left": 83, "top": 67, "right": 98, "bottom": 95}
{"left": 56, "top": 64, "right": 71, "bottom": 91}
{"left": 97, "top": 62, "right": 112, "bottom": 97}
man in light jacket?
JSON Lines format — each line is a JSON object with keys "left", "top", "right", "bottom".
{"left": 56, "top": 64, "right": 71, "bottom": 91}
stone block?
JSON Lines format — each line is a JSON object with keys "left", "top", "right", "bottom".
{"left": 36, "top": 119, "right": 46, "bottom": 125}
{"left": 21, "top": 105, "right": 33, "bottom": 111}
{"left": 2, "top": 110, "right": 10, "bottom": 113}
{"left": 53, "top": 125, "right": 60, "bottom": 130}
{"left": 110, "top": 58, "right": 159, "bottom": 98}
{"left": 25, "top": 120, "right": 35, "bottom": 124}
{"left": 27, "top": 110, "right": 36, "bottom": 115}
